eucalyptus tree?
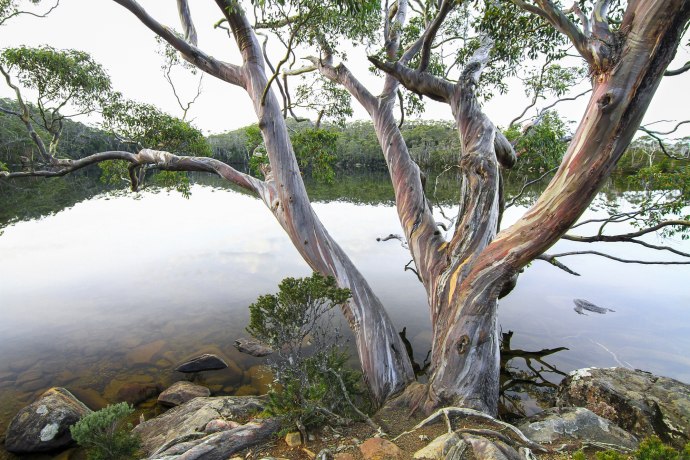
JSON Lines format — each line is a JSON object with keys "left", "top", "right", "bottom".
{"left": 1, "top": 0, "right": 689, "bottom": 417}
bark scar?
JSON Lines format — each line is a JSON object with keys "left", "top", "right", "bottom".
{"left": 456, "top": 335, "right": 470, "bottom": 355}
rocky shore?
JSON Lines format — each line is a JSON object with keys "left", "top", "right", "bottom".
{"left": 1, "top": 366, "right": 688, "bottom": 459}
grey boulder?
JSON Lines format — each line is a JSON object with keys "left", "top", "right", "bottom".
{"left": 133, "top": 395, "right": 265, "bottom": 456}
{"left": 556, "top": 367, "right": 690, "bottom": 448}
{"left": 158, "top": 381, "right": 211, "bottom": 407}
{"left": 4, "top": 387, "right": 91, "bottom": 454}
{"left": 517, "top": 407, "right": 638, "bottom": 450}
{"left": 175, "top": 354, "right": 228, "bottom": 373}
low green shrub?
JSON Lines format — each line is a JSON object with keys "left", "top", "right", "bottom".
{"left": 247, "top": 272, "right": 366, "bottom": 431}
{"left": 69, "top": 402, "right": 140, "bottom": 460}
{"left": 572, "top": 436, "right": 690, "bottom": 460}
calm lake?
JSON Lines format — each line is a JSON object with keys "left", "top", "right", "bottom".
{"left": 1, "top": 170, "right": 689, "bottom": 457}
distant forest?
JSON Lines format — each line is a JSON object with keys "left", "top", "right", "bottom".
{"left": 1, "top": 97, "right": 684, "bottom": 179}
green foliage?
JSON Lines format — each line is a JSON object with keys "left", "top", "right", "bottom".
{"left": 254, "top": 0, "right": 380, "bottom": 54}
{"left": 573, "top": 437, "right": 690, "bottom": 460}
{"left": 505, "top": 111, "right": 569, "bottom": 174}
{"left": 523, "top": 63, "right": 587, "bottom": 100}
{"left": 1, "top": 46, "right": 111, "bottom": 113}
{"left": 102, "top": 96, "right": 211, "bottom": 157}
{"left": 69, "top": 403, "right": 140, "bottom": 460}
{"left": 152, "top": 170, "right": 191, "bottom": 198}
{"left": 291, "top": 128, "right": 339, "bottom": 183}
{"left": 209, "top": 119, "right": 464, "bottom": 171}
{"left": 247, "top": 272, "right": 350, "bottom": 346}
{"left": 294, "top": 80, "right": 353, "bottom": 127}
{"left": 263, "top": 348, "right": 362, "bottom": 431}
{"left": 247, "top": 273, "right": 363, "bottom": 430}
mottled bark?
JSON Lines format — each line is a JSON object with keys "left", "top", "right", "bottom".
{"left": 369, "top": 0, "right": 690, "bottom": 415}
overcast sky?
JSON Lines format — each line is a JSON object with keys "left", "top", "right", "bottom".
{"left": 1, "top": 0, "right": 689, "bottom": 138}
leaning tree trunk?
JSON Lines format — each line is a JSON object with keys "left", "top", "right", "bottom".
{"left": 104, "top": 0, "right": 415, "bottom": 407}
{"left": 215, "top": 0, "right": 415, "bottom": 407}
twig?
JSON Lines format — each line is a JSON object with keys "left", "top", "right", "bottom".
{"left": 545, "top": 250, "right": 690, "bottom": 265}
{"left": 326, "top": 369, "right": 380, "bottom": 432}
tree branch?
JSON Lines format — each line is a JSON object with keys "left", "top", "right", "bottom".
{"left": 418, "top": 0, "right": 456, "bottom": 72}
{"left": 535, "top": 253, "right": 580, "bottom": 275}
{"left": 1, "top": 148, "right": 269, "bottom": 196}
{"left": 310, "top": 57, "right": 378, "bottom": 114}
{"left": 113, "top": 0, "right": 244, "bottom": 87}
{"left": 0, "top": 64, "right": 51, "bottom": 162}
{"left": 537, "top": 88, "right": 592, "bottom": 116}
{"left": 368, "top": 57, "right": 454, "bottom": 103}
{"left": 176, "top": 0, "right": 198, "bottom": 46}
{"left": 0, "top": 0, "right": 60, "bottom": 27}
{"left": 505, "top": 167, "right": 558, "bottom": 208}
{"left": 665, "top": 61, "right": 690, "bottom": 76}
{"left": 544, "top": 250, "right": 690, "bottom": 265}
{"left": 512, "top": 0, "right": 592, "bottom": 65}
{"left": 563, "top": 220, "right": 690, "bottom": 258}
{"left": 637, "top": 126, "right": 689, "bottom": 160}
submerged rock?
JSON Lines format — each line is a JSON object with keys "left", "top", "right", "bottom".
{"left": 234, "top": 338, "right": 273, "bottom": 357}
{"left": 103, "top": 379, "right": 162, "bottom": 405}
{"left": 556, "top": 367, "right": 690, "bottom": 448}
{"left": 5, "top": 387, "right": 91, "bottom": 454}
{"left": 516, "top": 407, "right": 638, "bottom": 449}
{"left": 126, "top": 339, "right": 167, "bottom": 366}
{"left": 175, "top": 354, "right": 228, "bottom": 373}
{"left": 158, "top": 381, "right": 210, "bottom": 407}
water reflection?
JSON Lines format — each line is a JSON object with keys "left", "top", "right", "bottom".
{"left": 0, "top": 171, "right": 688, "bottom": 459}
{"left": 499, "top": 330, "right": 568, "bottom": 421}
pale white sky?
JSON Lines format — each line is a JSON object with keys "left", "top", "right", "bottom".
{"left": 1, "top": 0, "right": 688, "bottom": 138}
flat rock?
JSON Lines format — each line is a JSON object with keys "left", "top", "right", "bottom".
{"left": 150, "top": 419, "right": 281, "bottom": 460}
{"left": 234, "top": 338, "right": 273, "bottom": 357}
{"left": 447, "top": 434, "right": 523, "bottom": 460}
{"left": 133, "top": 395, "right": 265, "bottom": 456}
{"left": 556, "top": 367, "right": 690, "bottom": 448}
{"left": 414, "top": 432, "right": 461, "bottom": 459}
{"left": 516, "top": 407, "right": 638, "bottom": 449}
{"left": 4, "top": 387, "right": 91, "bottom": 454}
{"left": 158, "top": 381, "right": 210, "bottom": 407}
{"left": 175, "top": 354, "right": 228, "bottom": 373}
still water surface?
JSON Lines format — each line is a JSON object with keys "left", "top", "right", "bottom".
{"left": 0, "top": 173, "right": 688, "bottom": 457}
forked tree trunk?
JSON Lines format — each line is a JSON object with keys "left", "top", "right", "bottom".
{"left": 365, "top": 0, "right": 690, "bottom": 415}
{"left": 419, "top": 0, "right": 690, "bottom": 414}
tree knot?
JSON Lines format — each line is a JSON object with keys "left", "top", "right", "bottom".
{"left": 456, "top": 335, "right": 470, "bottom": 355}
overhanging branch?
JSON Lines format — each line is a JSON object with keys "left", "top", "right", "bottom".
{"left": 544, "top": 250, "right": 690, "bottom": 265}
